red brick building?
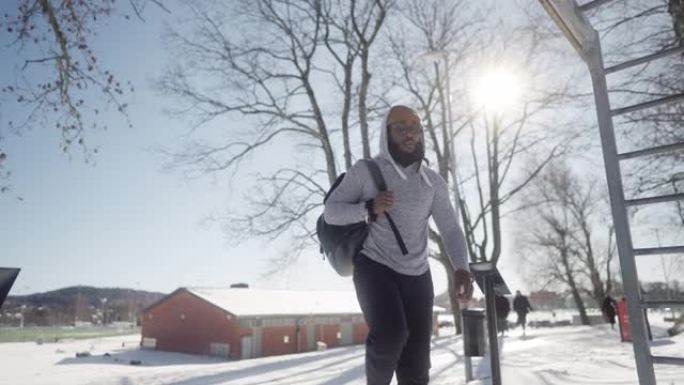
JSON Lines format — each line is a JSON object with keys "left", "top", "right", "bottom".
{"left": 529, "top": 290, "right": 565, "bottom": 310}
{"left": 140, "top": 288, "right": 368, "bottom": 360}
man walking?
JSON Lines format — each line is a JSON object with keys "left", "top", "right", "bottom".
{"left": 324, "top": 105, "right": 472, "bottom": 385}
{"left": 602, "top": 295, "right": 617, "bottom": 329}
{"left": 513, "top": 290, "right": 533, "bottom": 334}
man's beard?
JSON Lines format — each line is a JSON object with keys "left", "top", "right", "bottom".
{"left": 388, "top": 138, "right": 425, "bottom": 168}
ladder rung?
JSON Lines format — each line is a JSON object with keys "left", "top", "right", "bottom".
{"left": 611, "top": 93, "right": 684, "bottom": 116}
{"left": 625, "top": 192, "right": 684, "bottom": 206}
{"left": 652, "top": 356, "right": 684, "bottom": 366}
{"left": 633, "top": 245, "right": 684, "bottom": 255}
{"left": 618, "top": 141, "right": 684, "bottom": 160}
{"left": 579, "top": 0, "right": 614, "bottom": 12}
{"left": 605, "top": 46, "right": 684, "bottom": 74}
{"left": 642, "top": 299, "right": 684, "bottom": 308}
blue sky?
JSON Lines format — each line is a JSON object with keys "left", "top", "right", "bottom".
{"left": 0, "top": 2, "right": 465, "bottom": 297}
{"left": 1, "top": 2, "right": 674, "bottom": 298}
{"left": 0, "top": 3, "right": 370, "bottom": 296}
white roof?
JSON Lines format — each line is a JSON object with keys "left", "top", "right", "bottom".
{"left": 185, "top": 288, "right": 363, "bottom": 317}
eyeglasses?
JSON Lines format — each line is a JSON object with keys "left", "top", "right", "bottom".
{"left": 388, "top": 123, "right": 424, "bottom": 136}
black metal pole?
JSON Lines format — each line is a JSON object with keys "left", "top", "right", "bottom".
{"left": 484, "top": 276, "right": 502, "bottom": 385}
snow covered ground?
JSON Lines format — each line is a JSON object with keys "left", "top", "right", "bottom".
{"left": 1, "top": 315, "right": 682, "bottom": 385}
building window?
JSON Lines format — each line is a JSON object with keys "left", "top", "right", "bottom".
{"left": 336, "top": 331, "right": 342, "bottom": 339}
{"left": 142, "top": 337, "right": 157, "bottom": 349}
{"left": 283, "top": 335, "right": 290, "bottom": 344}
{"left": 209, "top": 342, "right": 230, "bottom": 358}
{"left": 263, "top": 317, "right": 295, "bottom": 327}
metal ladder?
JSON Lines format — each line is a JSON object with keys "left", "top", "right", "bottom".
{"left": 538, "top": 1, "right": 684, "bottom": 384}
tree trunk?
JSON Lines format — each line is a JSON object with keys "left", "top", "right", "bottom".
{"left": 562, "top": 249, "right": 590, "bottom": 325}
{"left": 303, "top": 80, "right": 337, "bottom": 184}
{"left": 590, "top": 270, "right": 607, "bottom": 308}
{"left": 490, "top": 120, "right": 502, "bottom": 264}
{"left": 341, "top": 62, "right": 354, "bottom": 170}
{"left": 669, "top": 0, "right": 684, "bottom": 45}
{"left": 358, "top": 47, "right": 371, "bottom": 159}
{"left": 434, "top": 62, "right": 450, "bottom": 179}
{"left": 446, "top": 264, "right": 463, "bottom": 335}
{"left": 430, "top": 229, "right": 463, "bottom": 335}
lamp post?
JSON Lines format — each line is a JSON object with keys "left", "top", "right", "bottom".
{"left": 672, "top": 172, "right": 684, "bottom": 225}
{"left": 472, "top": 67, "right": 523, "bottom": 267}
{"left": 422, "top": 51, "right": 522, "bottom": 385}
{"left": 101, "top": 297, "right": 108, "bottom": 326}
{"left": 474, "top": 69, "right": 521, "bottom": 385}
{"left": 19, "top": 304, "right": 26, "bottom": 329}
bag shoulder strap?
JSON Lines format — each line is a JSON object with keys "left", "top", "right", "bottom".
{"left": 364, "top": 159, "right": 386, "bottom": 191}
{"left": 363, "top": 159, "right": 408, "bottom": 255}
{"left": 323, "top": 173, "right": 346, "bottom": 204}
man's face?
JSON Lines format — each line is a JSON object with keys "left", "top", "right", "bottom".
{"left": 387, "top": 107, "right": 423, "bottom": 154}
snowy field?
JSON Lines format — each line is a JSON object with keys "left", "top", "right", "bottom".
{"left": 1, "top": 314, "right": 682, "bottom": 385}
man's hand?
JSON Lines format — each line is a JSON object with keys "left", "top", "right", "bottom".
{"left": 372, "top": 191, "right": 394, "bottom": 215}
{"left": 453, "top": 269, "right": 473, "bottom": 301}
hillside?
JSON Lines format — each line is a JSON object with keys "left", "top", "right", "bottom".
{"left": 1, "top": 286, "right": 166, "bottom": 327}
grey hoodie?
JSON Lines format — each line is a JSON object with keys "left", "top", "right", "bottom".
{"left": 323, "top": 110, "right": 470, "bottom": 275}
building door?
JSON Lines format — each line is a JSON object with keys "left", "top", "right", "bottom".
{"left": 340, "top": 322, "right": 353, "bottom": 346}
{"left": 252, "top": 327, "right": 263, "bottom": 358}
{"left": 307, "top": 325, "right": 316, "bottom": 351}
{"left": 241, "top": 336, "right": 252, "bottom": 359}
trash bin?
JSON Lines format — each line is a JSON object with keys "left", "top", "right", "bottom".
{"left": 462, "top": 309, "right": 486, "bottom": 357}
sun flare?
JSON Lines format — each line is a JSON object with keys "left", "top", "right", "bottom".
{"left": 471, "top": 68, "right": 523, "bottom": 113}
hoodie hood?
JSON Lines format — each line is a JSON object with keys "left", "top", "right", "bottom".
{"left": 379, "top": 107, "right": 433, "bottom": 187}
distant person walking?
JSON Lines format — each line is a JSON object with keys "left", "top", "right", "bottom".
{"left": 513, "top": 290, "right": 533, "bottom": 333}
{"left": 602, "top": 295, "right": 617, "bottom": 329}
{"left": 494, "top": 294, "right": 511, "bottom": 336}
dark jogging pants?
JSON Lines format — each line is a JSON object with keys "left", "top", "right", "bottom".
{"left": 353, "top": 254, "right": 434, "bottom": 385}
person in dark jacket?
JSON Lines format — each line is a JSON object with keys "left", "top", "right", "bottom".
{"left": 494, "top": 294, "right": 511, "bottom": 336}
{"left": 602, "top": 295, "right": 617, "bottom": 329}
{"left": 513, "top": 290, "right": 533, "bottom": 332}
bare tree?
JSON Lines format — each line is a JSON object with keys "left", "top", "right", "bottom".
{"left": 386, "top": 0, "right": 485, "bottom": 333}
{"left": 517, "top": 162, "right": 621, "bottom": 323}
{"left": 671, "top": 0, "right": 684, "bottom": 44}
{"left": 384, "top": 0, "right": 582, "bottom": 332}
{"left": 322, "top": 0, "right": 360, "bottom": 171}
{"left": 351, "top": 0, "right": 388, "bottom": 160}
{"left": 322, "top": 0, "right": 389, "bottom": 170}
{"left": 157, "top": 0, "right": 392, "bottom": 270}
{"left": 562, "top": 172, "right": 616, "bottom": 307}
{"left": 0, "top": 0, "right": 168, "bottom": 194}
{"left": 516, "top": 163, "right": 595, "bottom": 324}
